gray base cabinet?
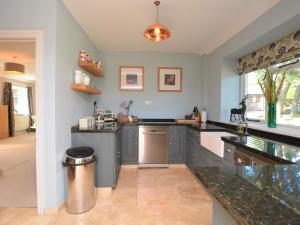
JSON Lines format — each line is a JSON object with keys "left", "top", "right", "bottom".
{"left": 185, "top": 128, "right": 228, "bottom": 173}
{"left": 121, "top": 126, "right": 139, "bottom": 164}
{"left": 72, "top": 130, "right": 121, "bottom": 188}
{"left": 185, "top": 128, "right": 201, "bottom": 173}
{"left": 169, "top": 126, "right": 185, "bottom": 164}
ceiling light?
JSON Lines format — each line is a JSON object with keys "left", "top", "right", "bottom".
{"left": 4, "top": 56, "right": 25, "bottom": 75}
{"left": 144, "top": 1, "right": 171, "bottom": 42}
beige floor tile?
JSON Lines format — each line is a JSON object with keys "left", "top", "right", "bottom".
{"left": 0, "top": 166, "right": 212, "bottom": 225}
{"left": 117, "top": 175, "right": 137, "bottom": 188}
{"left": 137, "top": 188, "right": 179, "bottom": 206}
{"left": 110, "top": 188, "right": 137, "bottom": 205}
{"left": 0, "top": 208, "right": 52, "bottom": 225}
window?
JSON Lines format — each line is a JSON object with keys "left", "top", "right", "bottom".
{"left": 244, "top": 71, "right": 266, "bottom": 121}
{"left": 12, "top": 86, "right": 29, "bottom": 115}
{"left": 243, "top": 58, "right": 300, "bottom": 127}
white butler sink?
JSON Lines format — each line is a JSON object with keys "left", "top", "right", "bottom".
{"left": 200, "top": 132, "right": 237, "bottom": 158}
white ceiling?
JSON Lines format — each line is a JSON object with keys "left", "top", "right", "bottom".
{"left": 0, "top": 40, "right": 36, "bottom": 83}
{"left": 63, "top": 0, "right": 280, "bottom": 55}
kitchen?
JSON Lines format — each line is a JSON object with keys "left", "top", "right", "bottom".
{"left": 0, "top": 0, "right": 300, "bottom": 225}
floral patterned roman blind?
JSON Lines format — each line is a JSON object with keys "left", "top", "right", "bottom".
{"left": 237, "top": 30, "right": 300, "bottom": 75}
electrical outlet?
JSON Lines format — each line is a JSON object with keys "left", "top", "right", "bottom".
{"left": 145, "top": 100, "right": 152, "bottom": 106}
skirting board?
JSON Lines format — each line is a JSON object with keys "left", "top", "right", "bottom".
{"left": 44, "top": 202, "right": 64, "bottom": 215}
{"left": 44, "top": 188, "right": 112, "bottom": 215}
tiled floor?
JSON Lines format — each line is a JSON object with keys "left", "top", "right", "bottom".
{"left": 0, "top": 165, "right": 212, "bottom": 225}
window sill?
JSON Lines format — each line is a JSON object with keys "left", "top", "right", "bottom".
{"left": 221, "top": 121, "right": 300, "bottom": 138}
{"left": 247, "top": 122, "right": 300, "bottom": 138}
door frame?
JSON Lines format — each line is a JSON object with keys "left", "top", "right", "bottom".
{"left": 0, "top": 30, "right": 45, "bottom": 214}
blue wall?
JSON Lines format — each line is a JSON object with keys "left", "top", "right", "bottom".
{"left": 205, "top": 0, "right": 300, "bottom": 122}
{"left": 96, "top": 52, "right": 205, "bottom": 118}
{"left": 55, "top": 0, "right": 101, "bottom": 207}
{"left": 0, "top": 0, "right": 101, "bottom": 208}
{"left": 0, "top": 0, "right": 58, "bottom": 208}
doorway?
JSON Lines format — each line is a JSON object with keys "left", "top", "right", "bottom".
{"left": 0, "top": 31, "right": 44, "bottom": 214}
{"left": 0, "top": 39, "right": 36, "bottom": 207}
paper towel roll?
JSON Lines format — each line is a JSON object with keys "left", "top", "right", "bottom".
{"left": 201, "top": 111, "right": 207, "bottom": 123}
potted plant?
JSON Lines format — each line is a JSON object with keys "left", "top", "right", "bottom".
{"left": 258, "top": 68, "right": 289, "bottom": 128}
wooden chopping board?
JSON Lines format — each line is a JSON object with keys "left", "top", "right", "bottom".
{"left": 175, "top": 119, "right": 196, "bottom": 124}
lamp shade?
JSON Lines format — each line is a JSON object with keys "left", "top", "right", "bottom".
{"left": 144, "top": 23, "right": 171, "bottom": 41}
{"left": 144, "top": 1, "right": 171, "bottom": 42}
{"left": 4, "top": 62, "right": 25, "bottom": 75}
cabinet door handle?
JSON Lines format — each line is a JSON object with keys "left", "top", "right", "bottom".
{"left": 134, "top": 142, "right": 138, "bottom": 145}
{"left": 169, "top": 142, "right": 172, "bottom": 145}
{"left": 226, "top": 149, "right": 231, "bottom": 153}
{"left": 197, "top": 134, "right": 200, "bottom": 137}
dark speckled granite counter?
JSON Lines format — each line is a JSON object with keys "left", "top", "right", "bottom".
{"left": 222, "top": 136, "right": 300, "bottom": 165}
{"left": 187, "top": 122, "right": 227, "bottom": 131}
{"left": 195, "top": 165, "right": 300, "bottom": 225}
{"left": 71, "top": 120, "right": 226, "bottom": 133}
{"left": 71, "top": 123, "right": 121, "bottom": 133}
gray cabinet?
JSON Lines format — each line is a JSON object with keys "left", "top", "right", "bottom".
{"left": 121, "top": 126, "right": 139, "bottom": 164}
{"left": 169, "top": 126, "right": 185, "bottom": 163}
{"left": 72, "top": 131, "right": 121, "bottom": 188}
{"left": 185, "top": 128, "right": 201, "bottom": 173}
{"left": 115, "top": 129, "right": 122, "bottom": 183}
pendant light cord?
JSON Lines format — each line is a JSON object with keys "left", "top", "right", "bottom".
{"left": 155, "top": 1, "right": 160, "bottom": 23}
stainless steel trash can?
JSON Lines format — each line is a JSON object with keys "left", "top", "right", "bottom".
{"left": 62, "top": 146, "right": 96, "bottom": 214}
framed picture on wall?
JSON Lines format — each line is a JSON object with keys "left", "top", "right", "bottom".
{"left": 120, "top": 66, "right": 144, "bottom": 91}
{"left": 158, "top": 67, "right": 182, "bottom": 92}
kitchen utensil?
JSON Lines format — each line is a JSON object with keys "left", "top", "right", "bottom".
{"left": 175, "top": 119, "right": 195, "bottom": 124}
{"left": 185, "top": 114, "right": 193, "bottom": 120}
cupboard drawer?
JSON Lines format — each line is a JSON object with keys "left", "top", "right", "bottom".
{"left": 223, "top": 143, "right": 236, "bottom": 163}
{"left": 186, "top": 128, "right": 200, "bottom": 144}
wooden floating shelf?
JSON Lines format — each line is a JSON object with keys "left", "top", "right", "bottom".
{"left": 71, "top": 83, "right": 101, "bottom": 95}
{"left": 78, "top": 60, "right": 104, "bottom": 77}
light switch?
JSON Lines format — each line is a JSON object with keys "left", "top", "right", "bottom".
{"left": 145, "top": 100, "right": 152, "bottom": 105}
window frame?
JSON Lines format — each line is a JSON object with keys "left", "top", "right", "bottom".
{"left": 240, "top": 74, "right": 267, "bottom": 124}
{"left": 12, "top": 85, "right": 30, "bottom": 116}
{"left": 241, "top": 59, "right": 300, "bottom": 129}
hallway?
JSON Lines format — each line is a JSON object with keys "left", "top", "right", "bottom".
{"left": 0, "top": 133, "right": 36, "bottom": 207}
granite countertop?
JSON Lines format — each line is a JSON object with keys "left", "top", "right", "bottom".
{"left": 71, "top": 119, "right": 228, "bottom": 133}
{"left": 187, "top": 122, "right": 227, "bottom": 132}
{"left": 71, "top": 123, "right": 121, "bottom": 133}
{"left": 222, "top": 136, "right": 300, "bottom": 165}
{"left": 195, "top": 164, "right": 300, "bottom": 225}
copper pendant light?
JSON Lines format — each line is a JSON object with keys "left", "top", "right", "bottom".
{"left": 4, "top": 56, "right": 25, "bottom": 75}
{"left": 144, "top": 1, "right": 171, "bottom": 42}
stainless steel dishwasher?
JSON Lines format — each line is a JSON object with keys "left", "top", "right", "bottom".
{"left": 139, "top": 126, "right": 169, "bottom": 167}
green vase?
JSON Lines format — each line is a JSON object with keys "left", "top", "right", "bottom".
{"left": 268, "top": 103, "right": 277, "bottom": 128}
